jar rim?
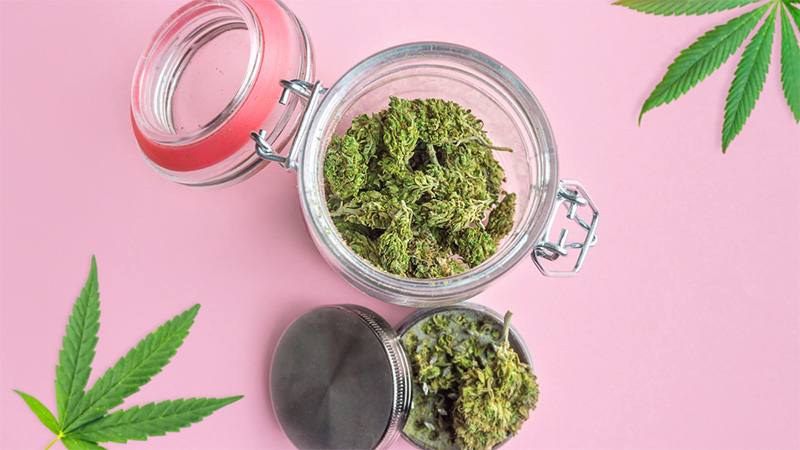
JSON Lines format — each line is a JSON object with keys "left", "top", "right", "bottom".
{"left": 299, "top": 42, "right": 559, "bottom": 306}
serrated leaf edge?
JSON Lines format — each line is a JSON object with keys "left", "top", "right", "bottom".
{"left": 779, "top": 2, "right": 800, "bottom": 121}
{"left": 613, "top": 0, "right": 766, "bottom": 16}
{"left": 62, "top": 304, "right": 201, "bottom": 432}
{"left": 639, "top": 3, "right": 771, "bottom": 123}
{"left": 65, "top": 396, "right": 243, "bottom": 444}
{"left": 56, "top": 256, "right": 101, "bottom": 428}
{"left": 723, "top": 4, "right": 779, "bottom": 151}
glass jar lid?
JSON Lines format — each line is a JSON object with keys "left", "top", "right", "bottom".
{"left": 131, "top": 0, "right": 312, "bottom": 187}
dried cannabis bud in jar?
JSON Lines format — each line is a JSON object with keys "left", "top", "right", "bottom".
{"left": 324, "top": 97, "right": 516, "bottom": 278}
{"left": 401, "top": 310, "right": 539, "bottom": 450}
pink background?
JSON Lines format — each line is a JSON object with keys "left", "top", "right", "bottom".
{"left": 1, "top": 1, "right": 798, "bottom": 449}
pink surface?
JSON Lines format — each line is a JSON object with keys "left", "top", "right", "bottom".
{"left": 1, "top": 1, "right": 798, "bottom": 449}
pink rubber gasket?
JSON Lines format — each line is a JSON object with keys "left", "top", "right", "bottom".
{"left": 133, "top": 0, "right": 291, "bottom": 172}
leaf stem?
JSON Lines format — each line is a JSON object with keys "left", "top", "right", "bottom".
{"left": 44, "top": 435, "right": 60, "bottom": 450}
{"left": 454, "top": 135, "right": 513, "bottom": 152}
{"left": 502, "top": 311, "right": 513, "bottom": 344}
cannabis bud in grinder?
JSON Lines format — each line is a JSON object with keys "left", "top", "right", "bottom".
{"left": 401, "top": 310, "right": 538, "bottom": 450}
{"left": 324, "top": 97, "right": 517, "bottom": 278}
{"left": 453, "top": 311, "right": 539, "bottom": 450}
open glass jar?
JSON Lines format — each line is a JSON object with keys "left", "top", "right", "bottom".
{"left": 131, "top": 0, "right": 599, "bottom": 307}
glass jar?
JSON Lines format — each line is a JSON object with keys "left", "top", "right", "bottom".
{"left": 131, "top": 0, "right": 599, "bottom": 307}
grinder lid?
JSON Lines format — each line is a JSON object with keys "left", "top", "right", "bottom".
{"left": 270, "top": 305, "right": 411, "bottom": 450}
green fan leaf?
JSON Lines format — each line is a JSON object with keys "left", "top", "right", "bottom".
{"left": 63, "top": 304, "right": 200, "bottom": 432}
{"left": 67, "top": 396, "right": 243, "bottom": 443}
{"left": 723, "top": 4, "right": 778, "bottom": 150}
{"left": 786, "top": 4, "right": 800, "bottom": 46}
{"left": 14, "top": 390, "right": 59, "bottom": 435}
{"left": 15, "top": 258, "right": 242, "bottom": 448}
{"left": 61, "top": 437, "right": 107, "bottom": 450}
{"left": 614, "top": 0, "right": 765, "bottom": 16}
{"left": 639, "top": 3, "right": 770, "bottom": 122}
{"left": 780, "top": 2, "right": 800, "bottom": 121}
{"left": 56, "top": 256, "right": 101, "bottom": 427}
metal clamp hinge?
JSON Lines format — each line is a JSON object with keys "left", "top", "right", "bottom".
{"left": 532, "top": 180, "right": 599, "bottom": 277}
{"left": 250, "top": 79, "right": 327, "bottom": 171}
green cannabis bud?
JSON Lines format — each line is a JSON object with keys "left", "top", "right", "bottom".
{"left": 378, "top": 201, "right": 414, "bottom": 275}
{"left": 402, "top": 311, "right": 502, "bottom": 449}
{"left": 323, "top": 134, "right": 366, "bottom": 199}
{"left": 485, "top": 193, "right": 517, "bottom": 241}
{"left": 323, "top": 97, "right": 517, "bottom": 278}
{"left": 453, "top": 312, "right": 539, "bottom": 450}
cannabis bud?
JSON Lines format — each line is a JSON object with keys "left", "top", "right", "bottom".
{"left": 453, "top": 311, "right": 539, "bottom": 450}
{"left": 324, "top": 97, "right": 516, "bottom": 278}
{"left": 401, "top": 310, "right": 538, "bottom": 450}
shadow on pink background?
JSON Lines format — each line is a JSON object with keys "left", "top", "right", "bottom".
{"left": 1, "top": 1, "right": 798, "bottom": 449}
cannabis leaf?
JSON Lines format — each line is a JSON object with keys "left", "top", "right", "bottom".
{"left": 60, "top": 437, "right": 107, "bottom": 450}
{"left": 615, "top": 0, "right": 764, "bottom": 16}
{"left": 637, "top": 3, "right": 770, "bottom": 122}
{"left": 724, "top": 5, "right": 778, "bottom": 148}
{"left": 781, "top": 2, "right": 800, "bottom": 120}
{"left": 614, "top": 0, "right": 800, "bottom": 152}
{"left": 14, "top": 390, "right": 60, "bottom": 435}
{"left": 63, "top": 305, "right": 200, "bottom": 432}
{"left": 67, "top": 398, "right": 243, "bottom": 443}
{"left": 14, "top": 257, "right": 242, "bottom": 449}
{"left": 56, "top": 256, "right": 100, "bottom": 429}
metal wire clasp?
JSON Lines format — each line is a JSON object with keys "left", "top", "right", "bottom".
{"left": 532, "top": 180, "right": 599, "bottom": 277}
{"left": 250, "top": 79, "right": 326, "bottom": 171}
